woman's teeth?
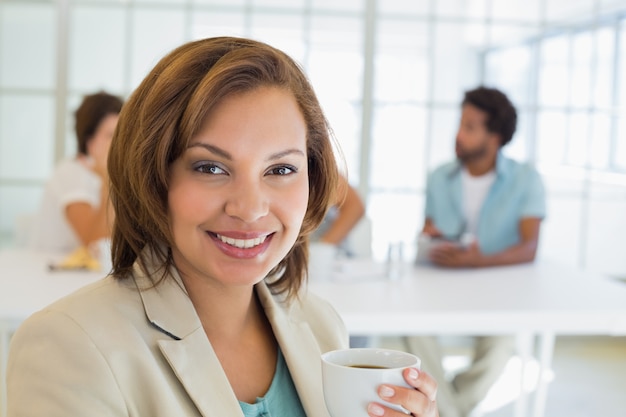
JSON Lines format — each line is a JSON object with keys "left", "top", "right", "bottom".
{"left": 217, "top": 234, "right": 267, "bottom": 249}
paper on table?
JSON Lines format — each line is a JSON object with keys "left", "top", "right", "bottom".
{"left": 415, "top": 233, "right": 473, "bottom": 264}
{"left": 48, "top": 246, "right": 101, "bottom": 272}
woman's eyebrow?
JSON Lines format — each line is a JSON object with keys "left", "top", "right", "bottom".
{"left": 188, "top": 143, "right": 305, "bottom": 161}
{"left": 188, "top": 143, "right": 231, "bottom": 160}
{"left": 267, "top": 149, "right": 306, "bottom": 161}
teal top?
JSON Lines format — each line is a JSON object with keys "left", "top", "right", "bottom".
{"left": 239, "top": 348, "right": 306, "bottom": 417}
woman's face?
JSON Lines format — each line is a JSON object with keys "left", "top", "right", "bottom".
{"left": 86, "top": 113, "right": 119, "bottom": 172}
{"left": 168, "top": 86, "right": 309, "bottom": 289}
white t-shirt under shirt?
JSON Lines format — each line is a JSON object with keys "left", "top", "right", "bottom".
{"left": 460, "top": 168, "right": 496, "bottom": 236}
{"left": 31, "top": 158, "right": 102, "bottom": 252}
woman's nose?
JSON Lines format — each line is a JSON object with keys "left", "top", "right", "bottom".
{"left": 224, "top": 180, "right": 269, "bottom": 223}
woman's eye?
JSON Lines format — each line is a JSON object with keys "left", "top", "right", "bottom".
{"left": 194, "top": 162, "right": 226, "bottom": 175}
{"left": 268, "top": 165, "right": 296, "bottom": 176}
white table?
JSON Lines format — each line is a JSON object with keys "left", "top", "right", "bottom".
{"left": 308, "top": 259, "right": 626, "bottom": 417}
{"left": 0, "top": 249, "right": 103, "bottom": 417}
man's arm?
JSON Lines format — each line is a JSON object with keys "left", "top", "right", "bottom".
{"left": 429, "top": 217, "right": 542, "bottom": 268}
{"left": 422, "top": 218, "right": 443, "bottom": 238}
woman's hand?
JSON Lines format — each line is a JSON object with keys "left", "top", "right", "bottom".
{"left": 367, "top": 367, "right": 439, "bottom": 417}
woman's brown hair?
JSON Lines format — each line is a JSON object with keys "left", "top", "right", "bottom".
{"left": 75, "top": 91, "right": 124, "bottom": 155}
{"left": 108, "top": 37, "right": 340, "bottom": 300}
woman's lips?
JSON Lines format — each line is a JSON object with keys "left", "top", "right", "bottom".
{"left": 215, "top": 233, "right": 268, "bottom": 249}
{"left": 208, "top": 232, "right": 274, "bottom": 259}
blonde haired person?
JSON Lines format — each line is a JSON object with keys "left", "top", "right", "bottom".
{"left": 8, "top": 37, "right": 439, "bottom": 417}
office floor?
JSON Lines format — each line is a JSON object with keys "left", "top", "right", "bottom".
{"left": 459, "top": 336, "right": 626, "bottom": 417}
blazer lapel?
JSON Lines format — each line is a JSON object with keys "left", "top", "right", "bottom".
{"left": 135, "top": 262, "right": 244, "bottom": 417}
{"left": 158, "top": 329, "right": 244, "bottom": 417}
{"left": 135, "top": 254, "right": 330, "bottom": 417}
{"left": 257, "top": 283, "right": 331, "bottom": 417}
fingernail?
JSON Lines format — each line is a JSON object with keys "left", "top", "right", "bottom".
{"left": 408, "top": 368, "right": 419, "bottom": 380}
{"left": 380, "top": 385, "right": 395, "bottom": 398}
{"left": 368, "top": 403, "right": 385, "bottom": 416}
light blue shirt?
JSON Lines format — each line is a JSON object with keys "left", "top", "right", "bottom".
{"left": 424, "top": 153, "right": 546, "bottom": 255}
{"left": 239, "top": 348, "right": 306, "bottom": 417}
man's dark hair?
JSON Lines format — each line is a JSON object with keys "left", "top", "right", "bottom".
{"left": 462, "top": 86, "right": 517, "bottom": 147}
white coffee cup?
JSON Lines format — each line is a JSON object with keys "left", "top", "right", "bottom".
{"left": 321, "top": 348, "right": 421, "bottom": 417}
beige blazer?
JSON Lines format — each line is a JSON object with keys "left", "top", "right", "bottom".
{"left": 7, "top": 260, "right": 348, "bottom": 416}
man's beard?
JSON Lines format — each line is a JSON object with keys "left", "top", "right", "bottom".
{"left": 455, "top": 141, "right": 489, "bottom": 163}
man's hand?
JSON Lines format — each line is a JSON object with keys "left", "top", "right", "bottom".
{"left": 429, "top": 241, "right": 482, "bottom": 268}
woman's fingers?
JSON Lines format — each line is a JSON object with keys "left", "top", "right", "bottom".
{"left": 404, "top": 368, "right": 437, "bottom": 402}
{"left": 367, "top": 368, "right": 439, "bottom": 417}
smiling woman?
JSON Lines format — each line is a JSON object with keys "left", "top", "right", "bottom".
{"left": 108, "top": 38, "right": 341, "bottom": 299}
{"left": 6, "top": 37, "right": 440, "bottom": 417}
{"left": 167, "top": 87, "right": 310, "bottom": 290}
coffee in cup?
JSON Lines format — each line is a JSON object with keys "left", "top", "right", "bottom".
{"left": 321, "top": 348, "right": 421, "bottom": 417}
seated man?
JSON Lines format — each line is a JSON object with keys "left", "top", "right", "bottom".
{"left": 406, "top": 86, "right": 546, "bottom": 417}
